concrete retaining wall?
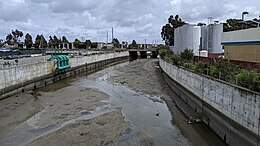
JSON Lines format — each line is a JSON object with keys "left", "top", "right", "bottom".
{"left": 69, "top": 52, "right": 128, "bottom": 67}
{"left": 159, "top": 59, "right": 260, "bottom": 146}
{"left": 0, "top": 52, "right": 129, "bottom": 95}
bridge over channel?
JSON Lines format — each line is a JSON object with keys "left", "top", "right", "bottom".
{"left": 128, "top": 48, "right": 158, "bottom": 59}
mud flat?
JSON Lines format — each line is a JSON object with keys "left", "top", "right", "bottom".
{"left": 0, "top": 59, "right": 226, "bottom": 146}
{"left": 0, "top": 72, "right": 132, "bottom": 146}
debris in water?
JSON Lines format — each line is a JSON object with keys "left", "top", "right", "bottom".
{"left": 27, "top": 90, "right": 34, "bottom": 95}
{"left": 187, "top": 116, "right": 202, "bottom": 124}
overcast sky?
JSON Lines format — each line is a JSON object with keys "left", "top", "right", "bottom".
{"left": 0, "top": 0, "right": 259, "bottom": 44}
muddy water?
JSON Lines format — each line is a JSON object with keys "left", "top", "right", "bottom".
{"left": 77, "top": 68, "right": 190, "bottom": 145}
{"left": 0, "top": 60, "right": 226, "bottom": 146}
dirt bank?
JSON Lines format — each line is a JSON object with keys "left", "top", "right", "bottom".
{"left": 28, "top": 111, "right": 132, "bottom": 146}
{"left": 0, "top": 93, "right": 41, "bottom": 135}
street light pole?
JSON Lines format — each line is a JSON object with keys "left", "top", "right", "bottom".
{"left": 144, "top": 39, "right": 147, "bottom": 49}
{"left": 242, "top": 11, "right": 249, "bottom": 21}
{"left": 241, "top": 12, "right": 249, "bottom": 29}
{"left": 259, "top": 15, "right": 260, "bottom": 27}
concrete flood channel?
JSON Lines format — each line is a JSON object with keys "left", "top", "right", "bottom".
{"left": 0, "top": 59, "right": 227, "bottom": 146}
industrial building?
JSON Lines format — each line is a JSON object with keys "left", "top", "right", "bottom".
{"left": 221, "top": 27, "right": 260, "bottom": 63}
{"left": 173, "top": 23, "right": 223, "bottom": 57}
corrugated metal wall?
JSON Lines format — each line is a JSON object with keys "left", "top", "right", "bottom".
{"left": 222, "top": 27, "right": 260, "bottom": 43}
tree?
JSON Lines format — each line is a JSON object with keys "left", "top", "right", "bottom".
{"left": 11, "top": 29, "right": 23, "bottom": 43}
{"left": 34, "top": 35, "right": 47, "bottom": 48}
{"left": 197, "top": 23, "right": 206, "bottom": 26}
{"left": 24, "top": 33, "right": 33, "bottom": 48}
{"left": 84, "top": 39, "right": 92, "bottom": 49}
{"left": 5, "top": 34, "right": 13, "bottom": 45}
{"left": 0, "top": 39, "right": 3, "bottom": 47}
{"left": 62, "top": 36, "right": 69, "bottom": 49}
{"left": 73, "top": 38, "right": 83, "bottom": 49}
{"left": 128, "top": 40, "right": 138, "bottom": 49}
{"left": 91, "top": 42, "right": 97, "bottom": 48}
{"left": 48, "top": 36, "right": 54, "bottom": 48}
{"left": 122, "top": 41, "right": 128, "bottom": 48}
{"left": 223, "top": 18, "right": 258, "bottom": 32}
{"left": 5, "top": 29, "right": 23, "bottom": 46}
{"left": 41, "top": 35, "right": 47, "bottom": 48}
{"left": 53, "top": 35, "right": 60, "bottom": 48}
{"left": 132, "top": 40, "right": 137, "bottom": 47}
{"left": 161, "top": 15, "right": 186, "bottom": 45}
{"left": 112, "top": 38, "right": 120, "bottom": 48}
{"left": 62, "top": 36, "right": 69, "bottom": 43}
{"left": 34, "top": 35, "right": 41, "bottom": 48}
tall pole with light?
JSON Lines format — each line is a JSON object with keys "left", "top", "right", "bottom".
{"left": 242, "top": 11, "right": 249, "bottom": 29}
{"left": 259, "top": 15, "right": 260, "bottom": 27}
{"left": 242, "top": 11, "right": 249, "bottom": 21}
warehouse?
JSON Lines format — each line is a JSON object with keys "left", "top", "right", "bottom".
{"left": 221, "top": 27, "right": 260, "bottom": 63}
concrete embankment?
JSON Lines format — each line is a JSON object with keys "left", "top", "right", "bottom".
{"left": 0, "top": 52, "right": 129, "bottom": 100}
{"left": 159, "top": 59, "right": 260, "bottom": 146}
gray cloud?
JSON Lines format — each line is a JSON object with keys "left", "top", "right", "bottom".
{"left": 0, "top": 0, "right": 30, "bottom": 22}
{"left": 0, "top": 0, "right": 260, "bottom": 44}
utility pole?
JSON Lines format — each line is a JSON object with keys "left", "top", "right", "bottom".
{"left": 145, "top": 39, "right": 147, "bottom": 49}
{"left": 259, "top": 15, "right": 260, "bottom": 27}
{"left": 106, "top": 30, "right": 108, "bottom": 45}
{"left": 112, "top": 27, "right": 114, "bottom": 43}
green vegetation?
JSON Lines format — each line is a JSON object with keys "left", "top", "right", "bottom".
{"left": 161, "top": 15, "right": 186, "bottom": 46}
{"left": 1, "top": 29, "right": 105, "bottom": 49}
{"left": 35, "top": 35, "right": 47, "bottom": 48}
{"left": 159, "top": 46, "right": 260, "bottom": 92}
{"left": 128, "top": 40, "right": 138, "bottom": 49}
{"left": 5, "top": 29, "right": 23, "bottom": 46}
{"left": 236, "top": 70, "right": 260, "bottom": 91}
{"left": 180, "top": 49, "right": 193, "bottom": 61}
{"left": 24, "top": 33, "right": 33, "bottom": 48}
{"left": 73, "top": 39, "right": 84, "bottom": 49}
{"left": 112, "top": 38, "right": 120, "bottom": 48}
{"left": 223, "top": 18, "right": 259, "bottom": 32}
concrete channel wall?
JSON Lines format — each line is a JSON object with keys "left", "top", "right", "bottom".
{"left": 69, "top": 52, "right": 128, "bottom": 68}
{"left": 0, "top": 52, "right": 129, "bottom": 99}
{"left": 159, "top": 59, "right": 260, "bottom": 146}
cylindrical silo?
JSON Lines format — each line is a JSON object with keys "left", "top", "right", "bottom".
{"left": 193, "top": 26, "right": 201, "bottom": 56}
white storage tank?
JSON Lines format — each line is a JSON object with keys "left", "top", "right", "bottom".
{"left": 174, "top": 24, "right": 195, "bottom": 54}
{"left": 193, "top": 26, "right": 201, "bottom": 56}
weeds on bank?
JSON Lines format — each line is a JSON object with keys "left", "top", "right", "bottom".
{"left": 158, "top": 46, "right": 260, "bottom": 92}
